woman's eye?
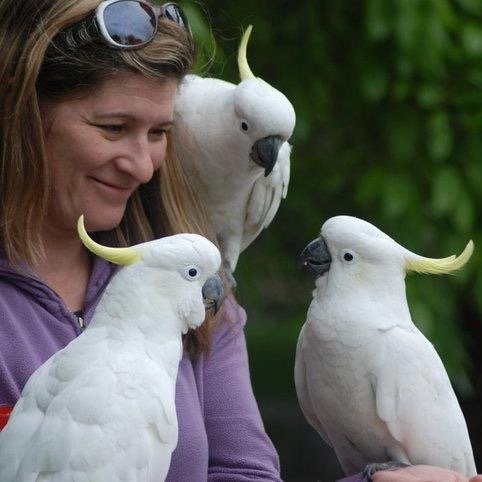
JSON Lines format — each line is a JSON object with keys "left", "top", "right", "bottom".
{"left": 150, "top": 129, "right": 167, "bottom": 138}
{"left": 99, "top": 124, "right": 124, "bottom": 134}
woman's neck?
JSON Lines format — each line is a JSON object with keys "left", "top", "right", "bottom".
{"left": 34, "top": 226, "right": 92, "bottom": 312}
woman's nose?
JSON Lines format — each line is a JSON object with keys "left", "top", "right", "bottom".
{"left": 116, "top": 137, "right": 164, "bottom": 183}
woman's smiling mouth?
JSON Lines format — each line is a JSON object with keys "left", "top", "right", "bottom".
{"left": 89, "top": 177, "right": 135, "bottom": 196}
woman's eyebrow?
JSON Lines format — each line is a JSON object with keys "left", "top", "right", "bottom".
{"left": 92, "top": 112, "right": 173, "bottom": 126}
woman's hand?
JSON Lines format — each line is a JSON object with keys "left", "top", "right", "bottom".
{"left": 372, "top": 465, "right": 482, "bottom": 482}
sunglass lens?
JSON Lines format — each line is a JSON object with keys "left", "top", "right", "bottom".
{"left": 104, "top": 0, "right": 156, "bottom": 46}
{"left": 162, "top": 3, "right": 190, "bottom": 31}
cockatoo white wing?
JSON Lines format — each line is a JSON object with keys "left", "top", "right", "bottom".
{"left": 0, "top": 330, "right": 180, "bottom": 482}
{"left": 0, "top": 355, "right": 58, "bottom": 481}
{"left": 294, "top": 323, "right": 333, "bottom": 448}
{"left": 374, "top": 327, "right": 476, "bottom": 476}
{"left": 241, "top": 142, "right": 291, "bottom": 252}
{"left": 173, "top": 75, "right": 235, "bottom": 174}
{"left": 0, "top": 335, "right": 107, "bottom": 481}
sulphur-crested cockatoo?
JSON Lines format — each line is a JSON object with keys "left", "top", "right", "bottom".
{"left": 172, "top": 25, "right": 295, "bottom": 287}
{"left": 0, "top": 216, "right": 222, "bottom": 482}
{"left": 296, "top": 215, "right": 476, "bottom": 478}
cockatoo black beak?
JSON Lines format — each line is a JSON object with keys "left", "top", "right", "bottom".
{"left": 250, "top": 135, "right": 283, "bottom": 176}
{"left": 202, "top": 274, "right": 225, "bottom": 313}
{"left": 300, "top": 238, "right": 332, "bottom": 277}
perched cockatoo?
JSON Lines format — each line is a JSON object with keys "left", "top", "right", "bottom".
{"left": 295, "top": 215, "right": 476, "bottom": 479}
{"left": 172, "top": 25, "right": 296, "bottom": 288}
{"left": 0, "top": 216, "right": 222, "bottom": 482}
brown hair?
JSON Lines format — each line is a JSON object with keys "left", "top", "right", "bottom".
{"left": 0, "top": 0, "right": 221, "bottom": 356}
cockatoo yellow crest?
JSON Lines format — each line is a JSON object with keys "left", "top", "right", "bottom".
{"left": 77, "top": 215, "right": 141, "bottom": 265}
{"left": 405, "top": 240, "right": 474, "bottom": 274}
{"left": 238, "top": 25, "right": 255, "bottom": 80}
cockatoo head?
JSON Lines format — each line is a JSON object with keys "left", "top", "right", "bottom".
{"left": 234, "top": 26, "right": 295, "bottom": 177}
{"left": 300, "top": 215, "right": 473, "bottom": 294}
{"left": 78, "top": 216, "right": 223, "bottom": 333}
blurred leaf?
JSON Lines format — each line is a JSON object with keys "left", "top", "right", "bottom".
{"left": 385, "top": 108, "right": 421, "bottom": 161}
{"left": 466, "top": 68, "right": 482, "bottom": 88}
{"left": 178, "top": 1, "right": 231, "bottom": 76}
{"left": 394, "top": 0, "right": 420, "bottom": 54}
{"left": 431, "top": 167, "right": 461, "bottom": 216}
{"left": 465, "top": 160, "right": 482, "bottom": 201}
{"left": 462, "top": 23, "right": 482, "bottom": 56}
{"left": 366, "top": 0, "right": 392, "bottom": 40}
{"left": 456, "top": 0, "right": 482, "bottom": 15}
{"left": 416, "top": 83, "right": 445, "bottom": 108}
{"left": 355, "top": 168, "right": 386, "bottom": 206}
{"left": 361, "top": 64, "right": 389, "bottom": 101}
{"left": 382, "top": 175, "right": 419, "bottom": 218}
{"left": 474, "top": 272, "right": 482, "bottom": 315}
{"left": 392, "top": 80, "right": 410, "bottom": 101}
{"left": 246, "top": 318, "right": 302, "bottom": 398}
{"left": 427, "top": 110, "right": 453, "bottom": 161}
{"left": 453, "top": 190, "right": 475, "bottom": 233}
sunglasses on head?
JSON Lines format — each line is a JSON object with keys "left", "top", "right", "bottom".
{"left": 81, "top": 0, "right": 190, "bottom": 49}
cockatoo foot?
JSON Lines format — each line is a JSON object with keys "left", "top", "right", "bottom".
{"left": 363, "top": 461, "right": 411, "bottom": 481}
{"left": 223, "top": 263, "right": 237, "bottom": 293}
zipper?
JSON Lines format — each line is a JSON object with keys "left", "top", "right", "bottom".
{"left": 73, "top": 310, "right": 86, "bottom": 332}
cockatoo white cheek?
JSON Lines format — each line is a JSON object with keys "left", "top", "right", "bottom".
{"left": 176, "top": 296, "right": 205, "bottom": 333}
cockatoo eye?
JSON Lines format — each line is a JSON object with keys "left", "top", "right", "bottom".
{"left": 183, "top": 265, "right": 200, "bottom": 281}
{"left": 342, "top": 251, "right": 355, "bottom": 263}
{"left": 241, "top": 121, "right": 249, "bottom": 132}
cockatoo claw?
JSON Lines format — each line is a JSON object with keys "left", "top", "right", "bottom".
{"left": 223, "top": 263, "right": 237, "bottom": 293}
{"left": 363, "top": 461, "right": 411, "bottom": 481}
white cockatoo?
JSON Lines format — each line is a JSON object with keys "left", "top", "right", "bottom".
{"left": 295, "top": 215, "right": 476, "bottom": 478}
{"left": 0, "top": 217, "right": 222, "bottom": 482}
{"left": 172, "top": 25, "right": 295, "bottom": 288}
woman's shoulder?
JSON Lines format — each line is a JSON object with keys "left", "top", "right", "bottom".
{"left": 219, "top": 294, "right": 247, "bottom": 326}
{"left": 0, "top": 269, "right": 38, "bottom": 307}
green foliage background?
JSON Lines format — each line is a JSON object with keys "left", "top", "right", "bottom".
{"left": 180, "top": 1, "right": 482, "bottom": 479}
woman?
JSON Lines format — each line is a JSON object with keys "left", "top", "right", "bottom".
{"left": 0, "top": 0, "right": 479, "bottom": 481}
{"left": 0, "top": 0, "right": 280, "bottom": 480}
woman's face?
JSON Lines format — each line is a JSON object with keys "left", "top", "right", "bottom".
{"left": 41, "top": 72, "right": 178, "bottom": 234}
